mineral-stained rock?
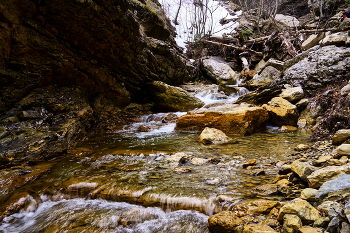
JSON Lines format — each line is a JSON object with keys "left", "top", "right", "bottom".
{"left": 149, "top": 81, "right": 204, "bottom": 112}
{"left": 280, "top": 86, "right": 304, "bottom": 103}
{"left": 230, "top": 199, "right": 281, "bottom": 217}
{"left": 173, "top": 167, "right": 192, "bottom": 173}
{"left": 207, "top": 211, "right": 243, "bottom": 233}
{"left": 283, "top": 214, "right": 302, "bottom": 233}
{"left": 335, "top": 144, "right": 350, "bottom": 156}
{"left": 277, "top": 198, "right": 321, "bottom": 224}
{"left": 300, "top": 188, "right": 318, "bottom": 202}
{"left": 307, "top": 164, "right": 350, "bottom": 188}
{"left": 243, "top": 159, "right": 257, "bottom": 168}
{"left": 291, "top": 160, "right": 318, "bottom": 181}
{"left": 198, "top": 127, "right": 235, "bottom": 145}
{"left": 262, "top": 97, "right": 298, "bottom": 127}
{"left": 175, "top": 104, "right": 269, "bottom": 136}
{"left": 242, "top": 224, "right": 278, "bottom": 233}
{"left": 298, "top": 226, "right": 324, "bottom": 233}
{"left": 333, "top": 130, "right": 350, "bottom": 145}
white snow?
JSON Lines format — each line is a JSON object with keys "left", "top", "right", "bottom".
{"left": 160, "top": 0, "right": 241, "bottom": 51}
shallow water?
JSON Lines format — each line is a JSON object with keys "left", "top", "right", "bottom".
{"left": 0, "top": 87, "right": 312, "bottom": 232}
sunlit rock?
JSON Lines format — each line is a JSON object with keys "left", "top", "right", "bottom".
{"left": 307, "top": 164, "right": 350, "bottom": 188}
{"left": 208, "top": 211, "right": 243, "bottom": 233}
{"left": 198, "top": 127, "right": 235, "bottom": 145}
{"left": 176, "top": 104, "right": 269, "bottom": 136}
{"left": 280, "top": 86, "right": 304, "bottom": 103}
{"left": 263, "top": 97, "right": 298, "bottom": 127}
{"left": 202, "top": 57, "right": 238, "bottom": 85}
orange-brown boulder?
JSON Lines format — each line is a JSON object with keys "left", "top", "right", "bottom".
{"left": 175, "top": 104, "right": 269, "bottom": 136}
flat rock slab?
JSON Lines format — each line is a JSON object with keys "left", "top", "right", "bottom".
{"left": 175, "top": 104, "right": 269, "bottom": 136}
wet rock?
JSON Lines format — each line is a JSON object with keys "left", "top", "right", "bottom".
{"left": 248, "top": 66, "right": 281, "bottom": 88}
{"left": 275, "top": 14, "right": 300, "bottom": 28}
{"left": 165, "top": 152, "right": 191, "bottom": 163}
{"left": 291, "top": 160, "right": 318, "bottom": 181}
{"left": 333, "top": 130, "right": 350, "bottom": 145}
{"left": 251, "top": 168, "right": 265, "bottom": 176}
{"left": 243, "top": 159, "right": 257, "bottom": 168}
{"left": 279, "top": 165, "right": 292, "bottom": 175}
{"left": 280, "top": 125, "right": 298, "bottom": 132}
{"left": 294, "top": 144, "right": 310, "bottom": 151}
{"left": 262, "top": 97, "right": 298, "bottom": 127}
{"left": 173, "top": 167, "right": 192, "bottom": 173}
{"left": 280, "top": 86, "right": 304, "bottom": 103}
{"left": 202, "top": 56, "right": 238, "bottom": 85}
{"left": 252, "top": 184, "right": 278, "bottom": 196}
{"left": 178, "top": 156, "right": 190, "bottom": 165}
{"left": 277, "top": 198, "right": 321, "bottom": 224}
{"left": 302, "top": 33, "right": 326, "bottom": 50}
{"left": 216, "top": 195, "right": 234, "bottom": 203}
{"left": 298, "top": 226, "right": 324, "bottom": 233}
{"left": 300, "top": 188, "right": 318, "bottom": 202}
{"left": 138, "top": 125, "right": 152, "bottom": 132}
{"left": 320, "top": 32, "right": 349, "bottom": 47}
{"left": 205, "top": 178, "right": 221, "bottom": 185}
{"left": 162, "top": 113, "right": 178, "bottom": 123}
{"left": 335, "top": 144, "right": 350, "bottom": 156}
{"left": 313, "top": 217, "right": 330, "bottom": 228}
{"left": 118, "top": 207, "right": 160, "bottom": 226}
{"left": 149, "top": 81, "right": 204, "bottom": 112}
{"left": 242, "top": 224, "right": 278, "bottom": 233}
{"left": 175, "top": 104, "right": 269, "bottom": 136}
{"left": 231, "top": 199, "right": 281, "bottom": 217}
{"left": 207, "top": 211, "right": 243, "bottom": 233}
{"left": 190, "top": 158, "right": 205, "bottom": 165}
{"left": 307, "top": 164, "right": 350, "bottom": 188}
{"left": 198, "top": 127, "right": 235, "bottom": 145}
{"left": 316, "top": 174, "right": 350, "bottom": 199}
{"left": 282, "top": 214, "right": 302, "bottom": 233}
{"left": 327, "top": 217, "right": 340, "bottom": 233}
{"left": 207, "top": 158, "right": 221, "bottom": 164}
{"left": 0, "top": 192, "right": 34, "bottom": 222}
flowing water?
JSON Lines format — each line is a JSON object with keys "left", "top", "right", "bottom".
{"left": 0, "top": 85, "right": 311, "bottom": 233}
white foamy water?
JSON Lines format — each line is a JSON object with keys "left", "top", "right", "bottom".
{"left": 0, "top": 199, "right": 209, "bottom": 233}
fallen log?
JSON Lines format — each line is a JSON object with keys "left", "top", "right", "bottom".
{"left": 197, "top": 39, "right": 263, "bottom": 56}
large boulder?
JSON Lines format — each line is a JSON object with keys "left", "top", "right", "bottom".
{"left": 283, "top": 214, "right": 302, "bottom": 233}
{"left": 316, "top": 174, "right": 350, "bottom": 199}
{"left": 307, "top": 164, "right": 350, "bottom": 188}
{"left": 149, "top": 81, "right": 204, "bottom": 112}
{"left": 208, "top": 211, "right": 243, "bottom": 233}
{"left": 202, "top": 57, "right": 238, "bottom": 85}
{"left": 175, "top": 104, "right": 269, "bottom": 136}
{"left": 283, "top": 45, "right": 350, "bottom": 95}
{"left": 320, "top": 32, "right": 349, "bottom": 47}
{"left": 262, "top": 97, "right": 299, "bottom": 126}
{"left": 198, "top": 127, "right": 235, "bottom": 145}
{"left": 277, "top": 198, "right": 321, "bottom": 224}
{"left": 248, "top": 66, "right": 281, "bottom": 88}
{"left": 275, "top": 14, "right": 300, "bottom": 28}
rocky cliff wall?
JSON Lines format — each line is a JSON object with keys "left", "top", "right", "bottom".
{"left": 0, "top": 0, "right": 194, "bottom": 167}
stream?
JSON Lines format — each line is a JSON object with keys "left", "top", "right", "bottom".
{"left": 0, "top": 85, "right": 311, "bottom": 233}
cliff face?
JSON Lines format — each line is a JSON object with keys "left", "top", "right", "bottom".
{"left": 0, "top": 0, "right": 193, "bottom": 167}
{"left": 0, "top": 0, "right": 192, "bottom": 113}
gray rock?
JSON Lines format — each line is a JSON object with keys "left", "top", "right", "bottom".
{"left": 149, "top": 81, "right": 204, "bottom": 112}
{"left": 201, "top": 56, "right": 238, "bottom": 85}
{"left": 317, "top": 201, "right": 342, "bottom": 218}
{"left": 275, "top": 14, "right": 300, "bottom": 28}
{"left": 320, "top": 32, "right": 349, "bottom": 47}
{"left": 327, "top": 217, "right": 340, "bottom": 233}
{"left": 341, "top": 84, "right": 350, "bottom": 96}
{"left": 340, "top": 222, "right": 350, "bottom": 233}
{"left": 248, "top": 66, "right": 281, "bottom": 88}
{"left": 198, "top": 127, "right": 235, "bottom": 145}
{"left": 295, "top": 99, "right": 309, "bottom": 111}
{"left": 316, "top": 174, "right": 350, "bottom": 199}
{"left": 265, "top": 58, "right": 285, "bottom": 71}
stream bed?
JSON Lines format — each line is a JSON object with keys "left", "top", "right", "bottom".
{"left": 0, "top": 86, "right": 311, "bottom": 232}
